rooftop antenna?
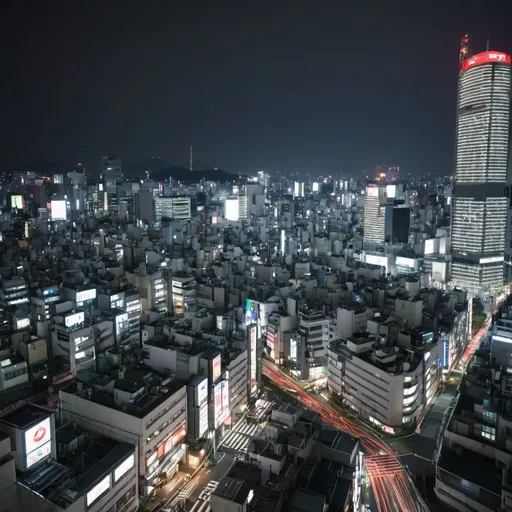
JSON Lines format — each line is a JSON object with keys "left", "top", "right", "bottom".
{"left": 459, "top": 34, "right": 470, "bottom": 69}
{"left": 189, "top": 145, "right": 193, "bottom": 172}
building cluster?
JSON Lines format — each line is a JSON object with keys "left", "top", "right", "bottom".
{"left": 434, "top": 307, "right": 512, "bottom": 512}
{"left": 0, "top": 45, "right": 508, "bottom": 511}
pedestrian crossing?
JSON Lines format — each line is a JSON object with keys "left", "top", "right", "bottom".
{"left": 220, "top": 422, "right": 259, "bottom": 452}
{"left": 188, "top": 481, "right": 219, "bottom": 512}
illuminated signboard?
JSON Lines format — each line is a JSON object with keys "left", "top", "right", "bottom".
{"left": 76, "top": 288, "right": 97, "bottom": 303}
{"left": 146, "top": 451, "right": 157, "bottom": 469}
{"left": 26, "top": 441, "right": 51, "bottom": 469}
{"left": 245, "top": 299, "right": 258, "bottom": 325}
{"left": 365, "top": 254, "right": 387, "bottom": 267}
{"left": 114, "top": 454, "right": 134, "bottom": 482}
{"left": 51, "top": 199, "right": 67, "bottom": 221}
{"left": 199, "top": 402, "right": 208, "bottom": 437}
{"left": 221, "top": 380, "right": 229, "bottom": 419}
{"left": 24, "top": 417, "right": 51, "bottom": 455}
{"left": 86, "top": 474, "right": 111, "bottom": 506}
{"left": 212, "top": 354, "right": 221, "bottom": 382}
{"left": 249, "top": 325, "right": 258, "bottom": 395}
{"left": 11, "top": 195, "right": 23, "bottom": 209}
{"left": 15, "top": 317, "right": 30, "bottom": 330}
{"left": 197, "top": 377, "right": 208, "bottom": 404}
{"left": 214, "top": 382, "right": 222, "bottom": 426}
{"left": 443, "top": 339, "right": 450, "bottom": 369}
{"left": 225, "top": 198, "right": 239, "bottom": 221}
{"left": 396, "top": 257, "right": 415, "bottom": 268}
{"left": 462, "top": 51, "right": 511, "bottom": 71}
{"left": 312, "top": 182, "right": 319, "bottom": 192}
{"left": 386, "top": 185, "right": 396, "bottom": 198}
{"left": 366, "top": 186, "right": 379, "bottom": 197}
{"left": 65, "top": 311, "right": 85, "bottom": 328}
{"left": 171, "top": 425, "right": 186, "bottom": 446}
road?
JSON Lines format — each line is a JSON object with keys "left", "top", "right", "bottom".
{"left": 262, "top": 359, "right": 428, "bottom": 512}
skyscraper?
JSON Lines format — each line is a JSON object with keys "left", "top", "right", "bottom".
{"left": 450, "top": 50, "right": 511, "bottom": 295}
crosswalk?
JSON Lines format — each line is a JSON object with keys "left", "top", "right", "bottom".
{"left": 189, "top": 481, "right": 219, "bottom": 512}
{"left": 220, "top": 422, "right": 259, "bottom": 452}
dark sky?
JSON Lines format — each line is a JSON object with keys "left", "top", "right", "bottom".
{"left": 0, "top": 0, "right": 511, "bottom": 176}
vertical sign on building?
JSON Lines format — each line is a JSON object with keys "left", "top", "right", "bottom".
{"left": 250, "top": 324, "right": 258, "bottom": 395}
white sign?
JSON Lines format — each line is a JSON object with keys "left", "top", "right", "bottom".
{"left": 225, "top": 198, "right": 239, "bottom": 221}
{"left": 76, "top": 289, "right": 97, "bottom": 303}
{"left": 51, "top": 200, "right": 67, "bottom": 221}
{"left": 26, "top": 441, "right": 51, "bottom": 469}
{"left": 24, "top": 417, "right": 51, "bottom": 455}
{"left": 479, "top": 256, "right": 504, "bottom": 264}
{"left": 489, "top": 52, "right": 507, "bottom": 62}
{"left": 199, "top": 402, "right": 209, "bottom": 438}
{"left": 396, "top": 256, "right": 415, "bottom": 268}
{"left": 15, "top": 317, "right": 30, "bottom": 330}
{"left": 114, "top": 454, "right": 134, "bottom": 482}
{"left": 86, "top": 474, "right": 111, "bottom": 506}
{"left": 197, "top": 377, "right": 208, "bottom": 405}
{"left": 65, "top": 311, "right": 84, "bottom": 327}
{"left": 365, "top": 254, "right": 387, "bottom": 267}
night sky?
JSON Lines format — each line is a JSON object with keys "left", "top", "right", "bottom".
{"left": 1, "top": 0, "right": 511, "bottom": 176}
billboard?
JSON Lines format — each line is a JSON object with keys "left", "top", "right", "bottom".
{"left": 11, "top": 195, "right": 23, "bottom": 209}
{"left": 386, "top": 185, "right": 396, "bottom": 198}
{"left": 462, "top": 51, "right": 511, "bottom": 71}
{"left": 197, "top": 377, "right": 208, "bottom": 404}
{"left": 212, "top": 354, "right": 221, "bottom": 382}
{"left": 225, "top": 198, "right": 239, "bottom": 221}
{"left": 365, "top": 254, "right": 387, "bottom": 267}
{"left": 366, "top": 186, "right": 379, "bottom": 197}
{"left": 65, "top": 311, "right": 84, "bottom": 327}
{"left": 214, "top": 381, "right": 230, "bottom": 427}
{"left": 86, "top": 474, "right": 111, "bottom": 506}
{"left": 245, "top": 299, "right": 258, "bottom": 325}
{"left": 249, "top": 325, "right": 258, "bottom": 395}
{"left": 199, "top": 402, "right": 208, "bottom": 438}
{"left": 24, "top": 417, "right": 51, "bottom": 455}
{"left": 396, "top": 256, "right": 415, "bottom": 268}
{"left": 312, "top": 182, "right": 319, "bottom": 192}
{"left": 51, "top": 199, "right": 67, "bottom": 221}
{"left": 76, "top": 288, "right": 97, "bottom": 303}
{"left": 114, "top": 454, "right": 134, "bottom": 482}
{"left": 443, "top": 339, "right": 450, "bottom": 369}
{"left": 26, "top": 441, "right": 51, "bottom": 469}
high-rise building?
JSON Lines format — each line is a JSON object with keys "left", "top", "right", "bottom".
{"left": 100, "top": 156, "right": 123, "bottom": 186}
{"left": 450, "top": 50, "right": 511, "bottom": 295}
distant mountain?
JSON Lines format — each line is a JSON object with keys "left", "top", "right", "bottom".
{"left": 122, "top": 157, "right": 170, "bottom": 178}
{"left": 152, "top": 166, "right": 235, "bottom": 183}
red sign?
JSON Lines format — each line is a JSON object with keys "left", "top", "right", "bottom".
{"left": 33, "top": 427, "right": 46, "bottom": 443}
{"left": 171, "top": 425, "right": 186, "bottom": 447}
{"left": 462, "top": 51, "right": 511, "bottom": 71}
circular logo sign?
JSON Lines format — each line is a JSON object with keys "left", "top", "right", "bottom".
{"left": 33, "top": 426, "right": 46, "bottom": 443}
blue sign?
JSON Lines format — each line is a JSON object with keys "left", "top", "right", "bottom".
{"left": 443, "top": 339, "right": 450, "bottom": 368}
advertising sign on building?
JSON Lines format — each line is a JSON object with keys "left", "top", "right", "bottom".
{"left": 197, "top": 377, "right": 208, "bottom": 405}
{"left": 249, "top": 324, "right": 258, "bottom": 395}
{"left": 26, "top": 441, "right": 51, "bottom": 469}
{"left": 245, "top": 299, "right": 258, "bottom": 325}
{"left": 24, "top": 417, "right": 51, "bottom": 455}
{"left": 212, "top": 354, "right": 221, "bottom": 382}
{"left": 86, "top": 474, "right": 111, "bottom": 507}
{"left": 76, "top": 288, "right": 97, "bottom": 303}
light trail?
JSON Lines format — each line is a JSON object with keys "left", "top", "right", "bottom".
{"left": 263, "top": 360, "right": 426, "bottom": 512}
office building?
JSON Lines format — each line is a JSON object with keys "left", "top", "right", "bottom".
{"left": 451, "top": 50, "right": 511, "bottom": 295}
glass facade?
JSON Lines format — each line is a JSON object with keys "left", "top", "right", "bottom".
{"left": 451, "top": 53, "right": 511, "bottom": 295}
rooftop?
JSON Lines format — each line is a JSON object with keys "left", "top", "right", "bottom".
{"left": 1, "top": 403, "right": 50, "bottom": 430}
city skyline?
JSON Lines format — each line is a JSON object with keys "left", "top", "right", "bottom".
{"left": 1, "top": 1, "right": 511, "bottom": 175}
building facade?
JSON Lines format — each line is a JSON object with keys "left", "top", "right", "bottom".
{"left": 451, "top": 50, "right": 511, "bottom": 295}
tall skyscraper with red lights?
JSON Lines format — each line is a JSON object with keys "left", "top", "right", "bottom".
{"left": 450, "top": 50, "right": 511, "bottom": 295}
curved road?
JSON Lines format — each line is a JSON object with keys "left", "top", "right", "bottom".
{"left": 263, "top": 359, "right": 428, "bottom": 512}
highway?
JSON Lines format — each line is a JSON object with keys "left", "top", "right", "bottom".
{"left": 262, "top": 359, "right": 428, "bottom": 512}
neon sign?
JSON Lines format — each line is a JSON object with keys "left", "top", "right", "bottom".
{"left": 462, "top": 51, "right": 511, "bottom": 71}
